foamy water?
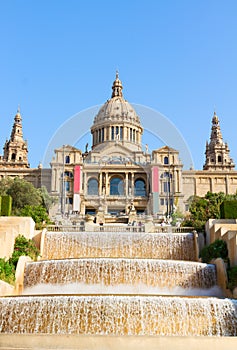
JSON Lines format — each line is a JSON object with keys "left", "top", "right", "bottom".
{"left": 23, "top": 282, "right": 224, "bottom": 297}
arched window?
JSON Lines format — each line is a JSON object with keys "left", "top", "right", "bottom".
{"left": 65, "top": 155, "right": 70, "bottom": 164}
{"left": 161, "top": 172, "right": 172, "bottom": 179}
{"left": 164, "top": 156, "right": 169, "bottom": 164}
{"left": 64, "top": 171, "right": 73, "bottom": 178}
{"left": 87, "top": 178, "right": 98, "bottom": 195}
{"left": 218, "top": 155, "right": 222, "bottom": 163}
{"left": 11, "top": 153, "right": 16, "bottom": 160}
{"left": 110, "top": 177, "right": 124, "bottom": 195}
{"left": 134, "top": 179, "right": 146, "bottom": 197}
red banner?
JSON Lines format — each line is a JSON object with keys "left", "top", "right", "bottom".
{"left": 152, "top": 166, "right": 159, "bottom": 193}
{"left": 73, "top": 165, "right": 80, "bottom": 193}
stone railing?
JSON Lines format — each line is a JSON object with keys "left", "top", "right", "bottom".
{"left": 153, "top": 226, "right": 195, "bottom": 233}
{"left": 46, "top": 225, "right": 85, "bottom": 232}
{"left": 93, "top": 225, "right": 145, "bottom": 233}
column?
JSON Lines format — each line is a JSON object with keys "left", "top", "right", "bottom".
{"left": 146, "top": 174, "right": 149, "bottom": 196}
{"left": 226, "top": 175, "right": 229, "bottom": 194}
{"left": 131, "top": 172, "right": 134, "bottom": 196}
{"left": 99, "top": 172, "right": 102, "bottom": 196}
{"left": 105, "top": 172, "right": 109, "bottom": 195}
{"left": 173, "top": 169, "right": 177, "bottom": 193}
{"left": 194, "top": 177, "right": 197, "bottom": 196}
{"left": 104, "top": 127, "right": 108, "bottom": 141}
{"left": 84, "top": 172, "right": 87, "bottom": 195}
{"left": 125, "top": 172, "right": 128, "bottom": 196}
{"left": 210, "top": 177, "right": 214, "bottom": 193}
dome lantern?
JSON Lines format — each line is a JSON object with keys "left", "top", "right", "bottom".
{"left": 111, "top": 71, "right": 123, "bottom": 98}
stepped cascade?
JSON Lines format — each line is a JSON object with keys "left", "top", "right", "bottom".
{"left": 42, "top": 231, "right": 197, "bottom": 260}
{"left": 23, "top": 258, "right": 217, "bottom": 293}
{"left": 0, "top": 229, "right": 237, "bottom": 337}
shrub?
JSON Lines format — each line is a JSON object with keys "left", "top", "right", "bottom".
{"left": 200, "top": 239, "right": 228, "bottom": 263}
{"left": 0, "top": 258, "right": 15, "bottom": 284}
{"left": 9, "top": 235, "right": 40, "bottom": 268}
{"left": 227, "top": 266, "right": 237, "bottom": 291}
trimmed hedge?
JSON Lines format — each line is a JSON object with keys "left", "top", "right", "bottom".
{"left": 1, "top": 195, "right": 12, "bottom": 216}
{"left": 220, "top": 201, "right": 237, "bottom": 219}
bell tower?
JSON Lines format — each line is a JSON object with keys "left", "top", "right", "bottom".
{"left": 2, "top": 108, "right": 29, "bottom": 168}
{"left": 203, "top": 112, "right": 235, "bottom": 171}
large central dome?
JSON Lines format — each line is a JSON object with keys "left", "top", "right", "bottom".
{"left": 91, "top": 73, "right": 143, "bottom": 150}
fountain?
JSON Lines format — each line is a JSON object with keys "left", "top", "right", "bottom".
{"left": 0, "top": 229, "right": 237, "bottom": 349}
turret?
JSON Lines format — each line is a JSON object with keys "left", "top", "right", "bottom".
{"left": 2, "top": 108, "right": 29, "bottom": 168}
{"left": 203, "top": 112, "right": 235, "bottom": 171}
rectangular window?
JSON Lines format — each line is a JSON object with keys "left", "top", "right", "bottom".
{"left": 111, "top": 126, "right": 114, "bottom": 140}
{"left": 65, "top": 181, "right": 70, "bottom": 192}
{"left": 116, "top": 126, "right": 119, "bottom": 136}
{"left": 120, "top": 127, "right": 123, "bottom": 140}
{"left": 164, "top": 182, "right": 170, "bottom": 193}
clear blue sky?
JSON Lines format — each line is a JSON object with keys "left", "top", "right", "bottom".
{"left": 0, "top": 0, "right": 237, "bottom": 169}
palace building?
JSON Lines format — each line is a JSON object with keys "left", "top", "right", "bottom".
{"left": 1, "top": 73, "right": 237, "bottom": 219}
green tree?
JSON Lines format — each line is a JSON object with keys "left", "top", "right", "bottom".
{"left": 0, "top": 177, "right": 13, "bottom": 196}
{"left": 6, "top": 177, "right": 42, "bottom": 212}
{"left": 183, "top": 191, "right": 237, "bottom": 232}
{"left": 38, "top": 186, "right": 56, "bottom": 212}
{"left": 19, "top": 205, "right": 50, "bottom": 229}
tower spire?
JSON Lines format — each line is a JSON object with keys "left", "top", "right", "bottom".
{"left": 203, "top": 111, "right": 235, "bottom": 171}
{"left": 2, "top": 108, "right": 29, "bottom": 168}
{"left": 111, "top": 71, "right": 123, "bottom": 98}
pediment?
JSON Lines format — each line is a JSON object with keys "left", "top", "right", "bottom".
{"left": 92, "top": 143, "right": 136, "bottom": 158}
{"left": 153, "top": 145, "right": 178, "bottom": 153}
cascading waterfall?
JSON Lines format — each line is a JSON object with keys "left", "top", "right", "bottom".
{"left": 0, "top": 295, "right": 237, "bottom": 336}
{"left": 42, "top": 232, "right": 197, "bottom": 261}
{"left": 1, "top": 230, "right": 237, "bottom": 336}
{"left": 24, "top": 258, "right": 217, "bottom": 291}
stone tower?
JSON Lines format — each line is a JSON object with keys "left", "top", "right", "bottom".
{"left": 203, "top": 112, "right": 235, "bottom": 171}
{"left": 2, "top": 108, "right": 29, "bottom": 168}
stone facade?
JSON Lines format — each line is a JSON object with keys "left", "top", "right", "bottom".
{"left": 1, "top": 74, "right": 237, "bottom": 216}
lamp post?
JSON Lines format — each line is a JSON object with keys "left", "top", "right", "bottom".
{"left": 61, "top": 145, "right": 65, "bottom": 216}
